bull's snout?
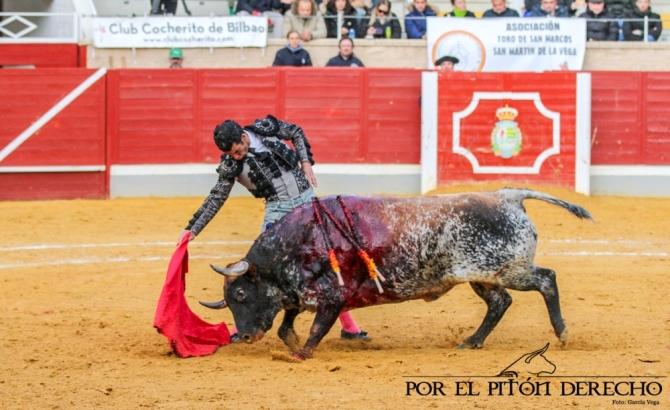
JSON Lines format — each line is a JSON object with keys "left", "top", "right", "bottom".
{"left": 241, "top": 332, "right": 265, "bottom": 344}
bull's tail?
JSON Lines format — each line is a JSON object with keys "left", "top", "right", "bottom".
{"left": 502, "top": 188, "right": 594, "bottom": 221}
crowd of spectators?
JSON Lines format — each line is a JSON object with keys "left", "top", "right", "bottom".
{"left": 162, "top": 0, "right": 665, "bottom": 67}
{"left": 230, "top": 0, "right": 663, "bottom": 42}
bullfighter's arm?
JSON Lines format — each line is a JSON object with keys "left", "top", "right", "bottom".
{"left": 275, "top": 119, "right": 315, "bottom": 165}
{"left": 185, "top": 173, "right": 235, "bottom": 236}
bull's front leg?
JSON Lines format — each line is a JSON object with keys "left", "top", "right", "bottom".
{"left": 277, "top": 308, "right": 300, "bottom": 351}
{"left": 290, "top": 301, "right": 342, "bottom": 361}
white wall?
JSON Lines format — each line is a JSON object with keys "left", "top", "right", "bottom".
{"left": 3, "top": 0, "right": 76, "bottom": 39}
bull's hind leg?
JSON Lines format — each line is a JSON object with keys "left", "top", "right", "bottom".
{"left": 277, "top": 309, "right": 300, "bottom": 350}
{"left": 459, "top": 283, "right": 513, "bottom": 349}
{"left": 503, "top": 265, "right": 567, "bottom": 345}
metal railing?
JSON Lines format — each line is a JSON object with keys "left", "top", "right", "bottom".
{"left": 0, "top": 12, "right": 667, "bottom": 44}
{"left": 0, "top": 12, "right": 79, "bottom": 43}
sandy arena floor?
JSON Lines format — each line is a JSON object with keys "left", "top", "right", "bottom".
{"left": 0, "top": 183, "right": 668, "bottom": 409}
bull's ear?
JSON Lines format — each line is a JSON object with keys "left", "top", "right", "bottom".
{"left": 245, "top": 263, "right": 259, "bottom": 282}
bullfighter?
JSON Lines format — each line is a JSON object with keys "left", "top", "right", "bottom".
{"left": 179, "top": 115, "right": 370, "bottom": 342}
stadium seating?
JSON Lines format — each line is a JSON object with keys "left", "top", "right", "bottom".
{"left": 92, "top": 0, "right": 231, "bottom": 17}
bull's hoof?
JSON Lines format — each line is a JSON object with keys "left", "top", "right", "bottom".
{"left": 558, "top": 327, "right": 569, "bottom": 346}
{"left": 458, "top": 337, "right": 483, "bottom": 349}
{"left": 271, "top": 351, "right": 304, "bottom": 363}
{"left": 280, "top": 331, "right": 300, "bottom": 351}
{"left": 341, "top": 329, "right": 370, "bottom": 341}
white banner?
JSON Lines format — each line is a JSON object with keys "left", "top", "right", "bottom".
{"left": 427, "top": 18, "right": 586, "bottom": 72}
{"left": 92, "top": 17, "right": 268, "bottom": 48}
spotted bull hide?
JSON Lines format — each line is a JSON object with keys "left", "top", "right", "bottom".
{"left": 205, "top": 188, "right": 593, "bottom": 361}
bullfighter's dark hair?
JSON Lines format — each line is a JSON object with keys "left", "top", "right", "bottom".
{"left": 213, "top": 120, "right": 243, "bottom": 152}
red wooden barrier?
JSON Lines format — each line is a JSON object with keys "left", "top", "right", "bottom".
{"left": 435, "top": 72, "right": 579, "bottom": 188}
{"left": 0, "top": 44, "right": 83, "bottom": 68}
{"left": 590, "top": 71, "right": 670, "bottom": 166}
{"left": 106, "top": 68, "right": 422, "bottom": 165}
{"left": 0, "top": 69, "right": 107, "bottom": 200}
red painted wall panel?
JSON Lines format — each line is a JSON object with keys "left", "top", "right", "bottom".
{"left": 0, "top": 69, "right": 107, "bottom": 200}
{"left": 0, "top": 69, "right": 106, "bottom": 167}
{"left": 109, "top": 68, "right": 422, "bottom": 166}
{"left": 436, "top": 72, "right": 577, "bottom": 188}
{"left": 109, "top": 70, "right": 197, "bottom": 164}
{"left": 0, "top": 44, "right": 80, "bottom": 68}
{"left": 590, "top": 72, "right": 670, "bottom": 166}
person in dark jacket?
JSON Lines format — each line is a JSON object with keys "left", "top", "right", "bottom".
{"left": 483, "top": 0, "right": 520, "bottom": 17}
{"left": 326, "top": 37, "right": 365, "bottom": 66}
{"left": 405, "top": 0, "right": 438, "bottom": 39}
{"left": 623, "top": 0, "right": 662, "bottom": 41}
{"left": 579, "top": 0, "right": 618, "bottom": 41}
{"left": 524, "top": 0, "right": 577, "bottom": 15}
{"left": 273, "top": 31, "right": 313, "bottom": 66}
{"left": 448, "top": 0, "right": 476, "bottom": 17}
{"left": 526, "top": 0, "right": 570, "bottom": 16}
{"left": 235, "top": 0, "right": 291, "bottom": 39}
{"left": 324, "top": 0, "right": 359, "bottom": 38}
{"left": 604, "top": 0, "right": 633, "bottom": 17}
{"left": 360, "top": 0, "right": 402, "bottom": 38}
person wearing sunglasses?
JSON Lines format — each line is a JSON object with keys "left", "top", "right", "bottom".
{"left": 359, "top": 0, "right": 401, "bottom": 38}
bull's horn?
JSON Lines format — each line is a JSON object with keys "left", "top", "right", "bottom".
{"left": 199, "top": 299, "right": 228, "bottom": 310}
{"left": 210, "top": 261, "right": 249, "bottom": 277}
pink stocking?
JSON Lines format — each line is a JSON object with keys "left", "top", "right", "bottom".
{"left": 338, "top": 312, "right": 361, "bottom": 334}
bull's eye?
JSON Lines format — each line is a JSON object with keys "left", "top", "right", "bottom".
{"left": 236, "top": 289, "right": 245, "bottom": 302}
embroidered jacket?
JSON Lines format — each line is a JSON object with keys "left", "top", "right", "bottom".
{"left": 186, "top": 115, "right": 315, "bottom": 235}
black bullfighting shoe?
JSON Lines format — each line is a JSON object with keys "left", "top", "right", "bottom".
{"left": 230, "top": 333, "right": 241, "bottom": 343}
{"left": 341, "top": 329, "right": 370, "bottom": 341}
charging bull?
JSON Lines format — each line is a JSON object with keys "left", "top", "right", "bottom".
{"left": 201, "top": 188, "right": 593, "bottom": 361}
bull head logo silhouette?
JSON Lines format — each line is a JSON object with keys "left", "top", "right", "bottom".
{"left": 496, "top": 343, "right": 556, "bottom": 378}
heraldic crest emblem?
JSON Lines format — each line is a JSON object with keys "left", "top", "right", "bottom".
{"left": 491, "top": 105, "right": 523, "bottom": 159}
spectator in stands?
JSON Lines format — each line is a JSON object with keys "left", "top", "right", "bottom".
{"left": 524, "top": 0, "right": 575, "bottom": 15}
{"left": 150, "top": 0, "right": 178, "bottom": 15}
{"left": 580, "top": 0, "right": 618, "bottom": 41}
{"left": 347, "top": 0, "right": 374, "bottom": 22}
{"left": 324, "top": 0, "right": 360, "bottom": 38}
{"left": 169, "top": 48, "right": 183, "bottom": 68}
{"left": 360, "top": 0, "right": 402, "bottom": 38}
{"left": 326, "top": 37, "right": 365, "bottom": 66}
{"left": 283, "top": 0, "right": 328, "bottom": 41}
{"left": 447, "top": 0, "right": 476, "bottom": 17}
{"left": 405, "top": 0, "right": 438, "bottom": 39}
{"left": 483, "top": 0, "right": 520, "bottom": 17}
{"left": 273, "top": 30, "right": 314, "bottom": 66}
{"left": 623, "top": 0, "right": 662, "bottom": 41}
{"left": 604, "top": 0, "right": 633, "bottom": 17}
{"left": 526, "top": 0, "right": 570, "bottom": 16}
{"left": 236, "top": 0, "right": 290, "bottom": 39}
{"left": 435, "top": 55, "right": 458, "bottom": 71}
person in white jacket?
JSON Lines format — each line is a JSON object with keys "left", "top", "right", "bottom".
{"left": 283, "top": 0, "right": 327, "bottom": 41}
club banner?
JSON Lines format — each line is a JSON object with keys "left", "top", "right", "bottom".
{"left": 427, "top": 18, "right": 586, "bottom": 72}
{"left": 92, "top": 16, "right": 268, "bottom": 48}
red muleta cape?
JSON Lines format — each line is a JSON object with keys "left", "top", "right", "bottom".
{"left": 153, "top": 237, "right": 230, "bottom": 357}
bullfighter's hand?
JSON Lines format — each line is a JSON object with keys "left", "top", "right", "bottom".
{"left": 301, "top": 161, "right": 318, "bottom": 188}
{"left": 178, "top": 229, "right": 195, "bottom": 245}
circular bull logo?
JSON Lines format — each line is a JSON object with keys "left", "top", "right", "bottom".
{"left": 491, "top": 105, "right": 523, "bottom": 159}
